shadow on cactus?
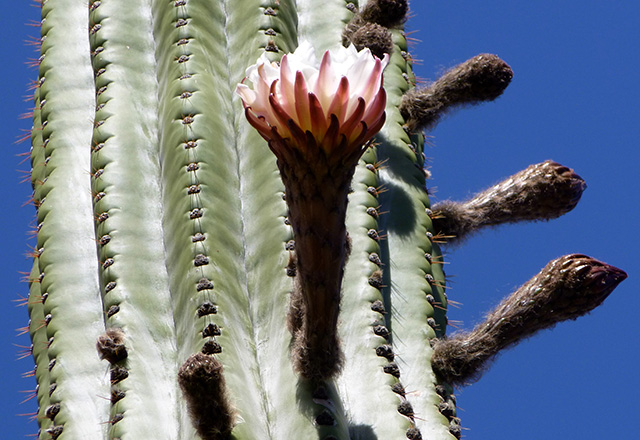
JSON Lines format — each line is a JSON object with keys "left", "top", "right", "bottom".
{"left": 22, "top": 0, "right": 624, "bottom": 439}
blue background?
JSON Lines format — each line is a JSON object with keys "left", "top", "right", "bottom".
{"left": 1, "top": 1, "right": 638, "bottom": 438}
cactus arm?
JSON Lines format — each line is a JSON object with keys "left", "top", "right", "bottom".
{"left": 88, "top": 0, "right": 184, "bottom": 438}
{"left": 33, "top": 0, "right": 110, "bottom": 437}
{"left": 400, "top": 53, "right": 513, "bottom": 132}
{"left": 334, "top": 17, "right": 455, "bottom": 437}
{"left": 154, "top": 2, "right": 274, "bottom": 437}
{"left": 432, "top": 254, "right": 627, "bottom": 386}
{"left": 334, "top": 10, "right": 413, "bottom": 432}
{"left": 154, "top": 1, "right": 285, "bottom": 437}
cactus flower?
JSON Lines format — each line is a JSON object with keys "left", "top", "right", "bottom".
{"left": 236, "top": 41, "right": 389, "bottom": 380}
{"left": 236, "top": 41, "right": 388, "bottom": 161}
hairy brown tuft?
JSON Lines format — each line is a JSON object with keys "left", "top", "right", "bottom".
{"left": 287, "top": 282, "right": 304, "bottom": 334}
{"left": 347, "top": 22, "right": 394, "bottom": 59}
{"left": 360, "top": 0, "right": 409, "bottom": 28}
{"left": 343, "top": 16, "right": 394, "bottom": 59}
{"left": 291, "top": 323, "right": 344, "bottom": 380}
{"left": 96, "top": 328, "right": 127, "bottom": 364}
{"left": 178, "top": 353, "right": 234, "bottom": 440}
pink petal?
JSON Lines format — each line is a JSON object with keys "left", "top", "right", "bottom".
{"left": 255, "top": 64, "right": 273, "bottom": 97}
{"left": 235, "top": 84, "right": 257, "bottom": 107}
{"left": 326, "top": 76, "right": 349, "bottom": 123}
{"left": 279, "top": 55, "right": 297, "bottom": 116}
{"left": 362, "top": 87, "right": 387, "bottom": 127}
{"left": 268, "top": 92, "right": 295, "bottom": 138}
{"left": 365, "top": 112, "right": 386, "bottom": 140}
{"left": 316, "top": 51, "right": 336, "bottom": 112}
{"left": 322, "top": 114, "right": 340, "bottom": 152}
{"left": 358, "top": 59, "right": 384, "bottom": 107}
{"left": 244, "top": 108, "right": 273, "bottom": 142}
{"left": 287, "top": 118, "right": 307, "bottom": 146}
{"left": 340, "top": 97, "right": 365, "bottom": 138}
{"left": 294, "top": 71, "right": 311, "bottom": 132}
{"left": 308, "top": 92, "right": 328, "bottom": 136}
{"left": 348, "top": 121, "right": 368, "bottom": 146}
{"left": 346, "top": 53, "right": 377, "bottom": 95}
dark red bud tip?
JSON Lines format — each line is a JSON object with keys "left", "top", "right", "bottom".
{"left": 581, "top": 257, "right": 627, "bottom": 296}
{"left": 547, "top": 161, "right": 587, "bottom": 208}
{"left": 551, "top": 254, "right": 626, "bottom": 315}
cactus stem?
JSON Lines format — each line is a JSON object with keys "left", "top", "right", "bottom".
{"left": 283, "top": 150, "right": 352, "bottom": 377}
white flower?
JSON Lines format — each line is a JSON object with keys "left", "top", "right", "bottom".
{"left": 236, "top": 41, "right": 388, "bottom": 159}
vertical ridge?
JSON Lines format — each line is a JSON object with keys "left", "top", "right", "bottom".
{"left": 33, "top": 0, "right": 110, "bottom": 438}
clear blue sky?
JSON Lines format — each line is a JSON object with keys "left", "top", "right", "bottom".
{"left": 1, "top": 1, "right": 638, "bottom": 438}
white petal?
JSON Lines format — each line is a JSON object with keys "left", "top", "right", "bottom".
{"left": 290, "top": 40, "right": 318, "bottom": 65}
{"left": 235, "top": 84, "right": 257, "bottom": 106}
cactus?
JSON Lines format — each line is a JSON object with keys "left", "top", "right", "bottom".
{"left": 21, "top": 0, "right": 626, "bottom": 439}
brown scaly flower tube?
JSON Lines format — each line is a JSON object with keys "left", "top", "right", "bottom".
{"left": 236, "top": 41, "right": 388, "bottom": 379}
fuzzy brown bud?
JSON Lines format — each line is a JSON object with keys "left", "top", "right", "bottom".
{"left": 360, "top": 0, "right": 409, "bottom": 28}
{"left": 344, "top": 21, "right": 394, "bottom": 59}
{"left": 432, "top": 161, "right": 586, "bottom": 243}
{"left": 178, "top": 353, "right": 234, "bottom": 439}
{"left": 432, "top": 254, "right": 626, "bottom": 385}
{"left": 401, "top": 54, "right": 513, "bottom": 131}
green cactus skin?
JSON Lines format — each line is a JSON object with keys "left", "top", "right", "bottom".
{"left": 22, "top": 1, "right": 625, "bottom": 439}
{"left": 32, "top": 0, "right": 110, "bottom": 438}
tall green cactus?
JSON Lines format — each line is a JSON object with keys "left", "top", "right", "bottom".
{"left": 23, "top": 1, "right": 625, "bottom": 439}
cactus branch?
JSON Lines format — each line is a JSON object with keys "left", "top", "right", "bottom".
{"left": 400, "top": 54, "right": 513, "bottom": 131}
{"left": 432, "top": 254, "right": 627, "bottom": 386}
{"left": 431, "top": 161, "right": 586, "bottom": 243}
